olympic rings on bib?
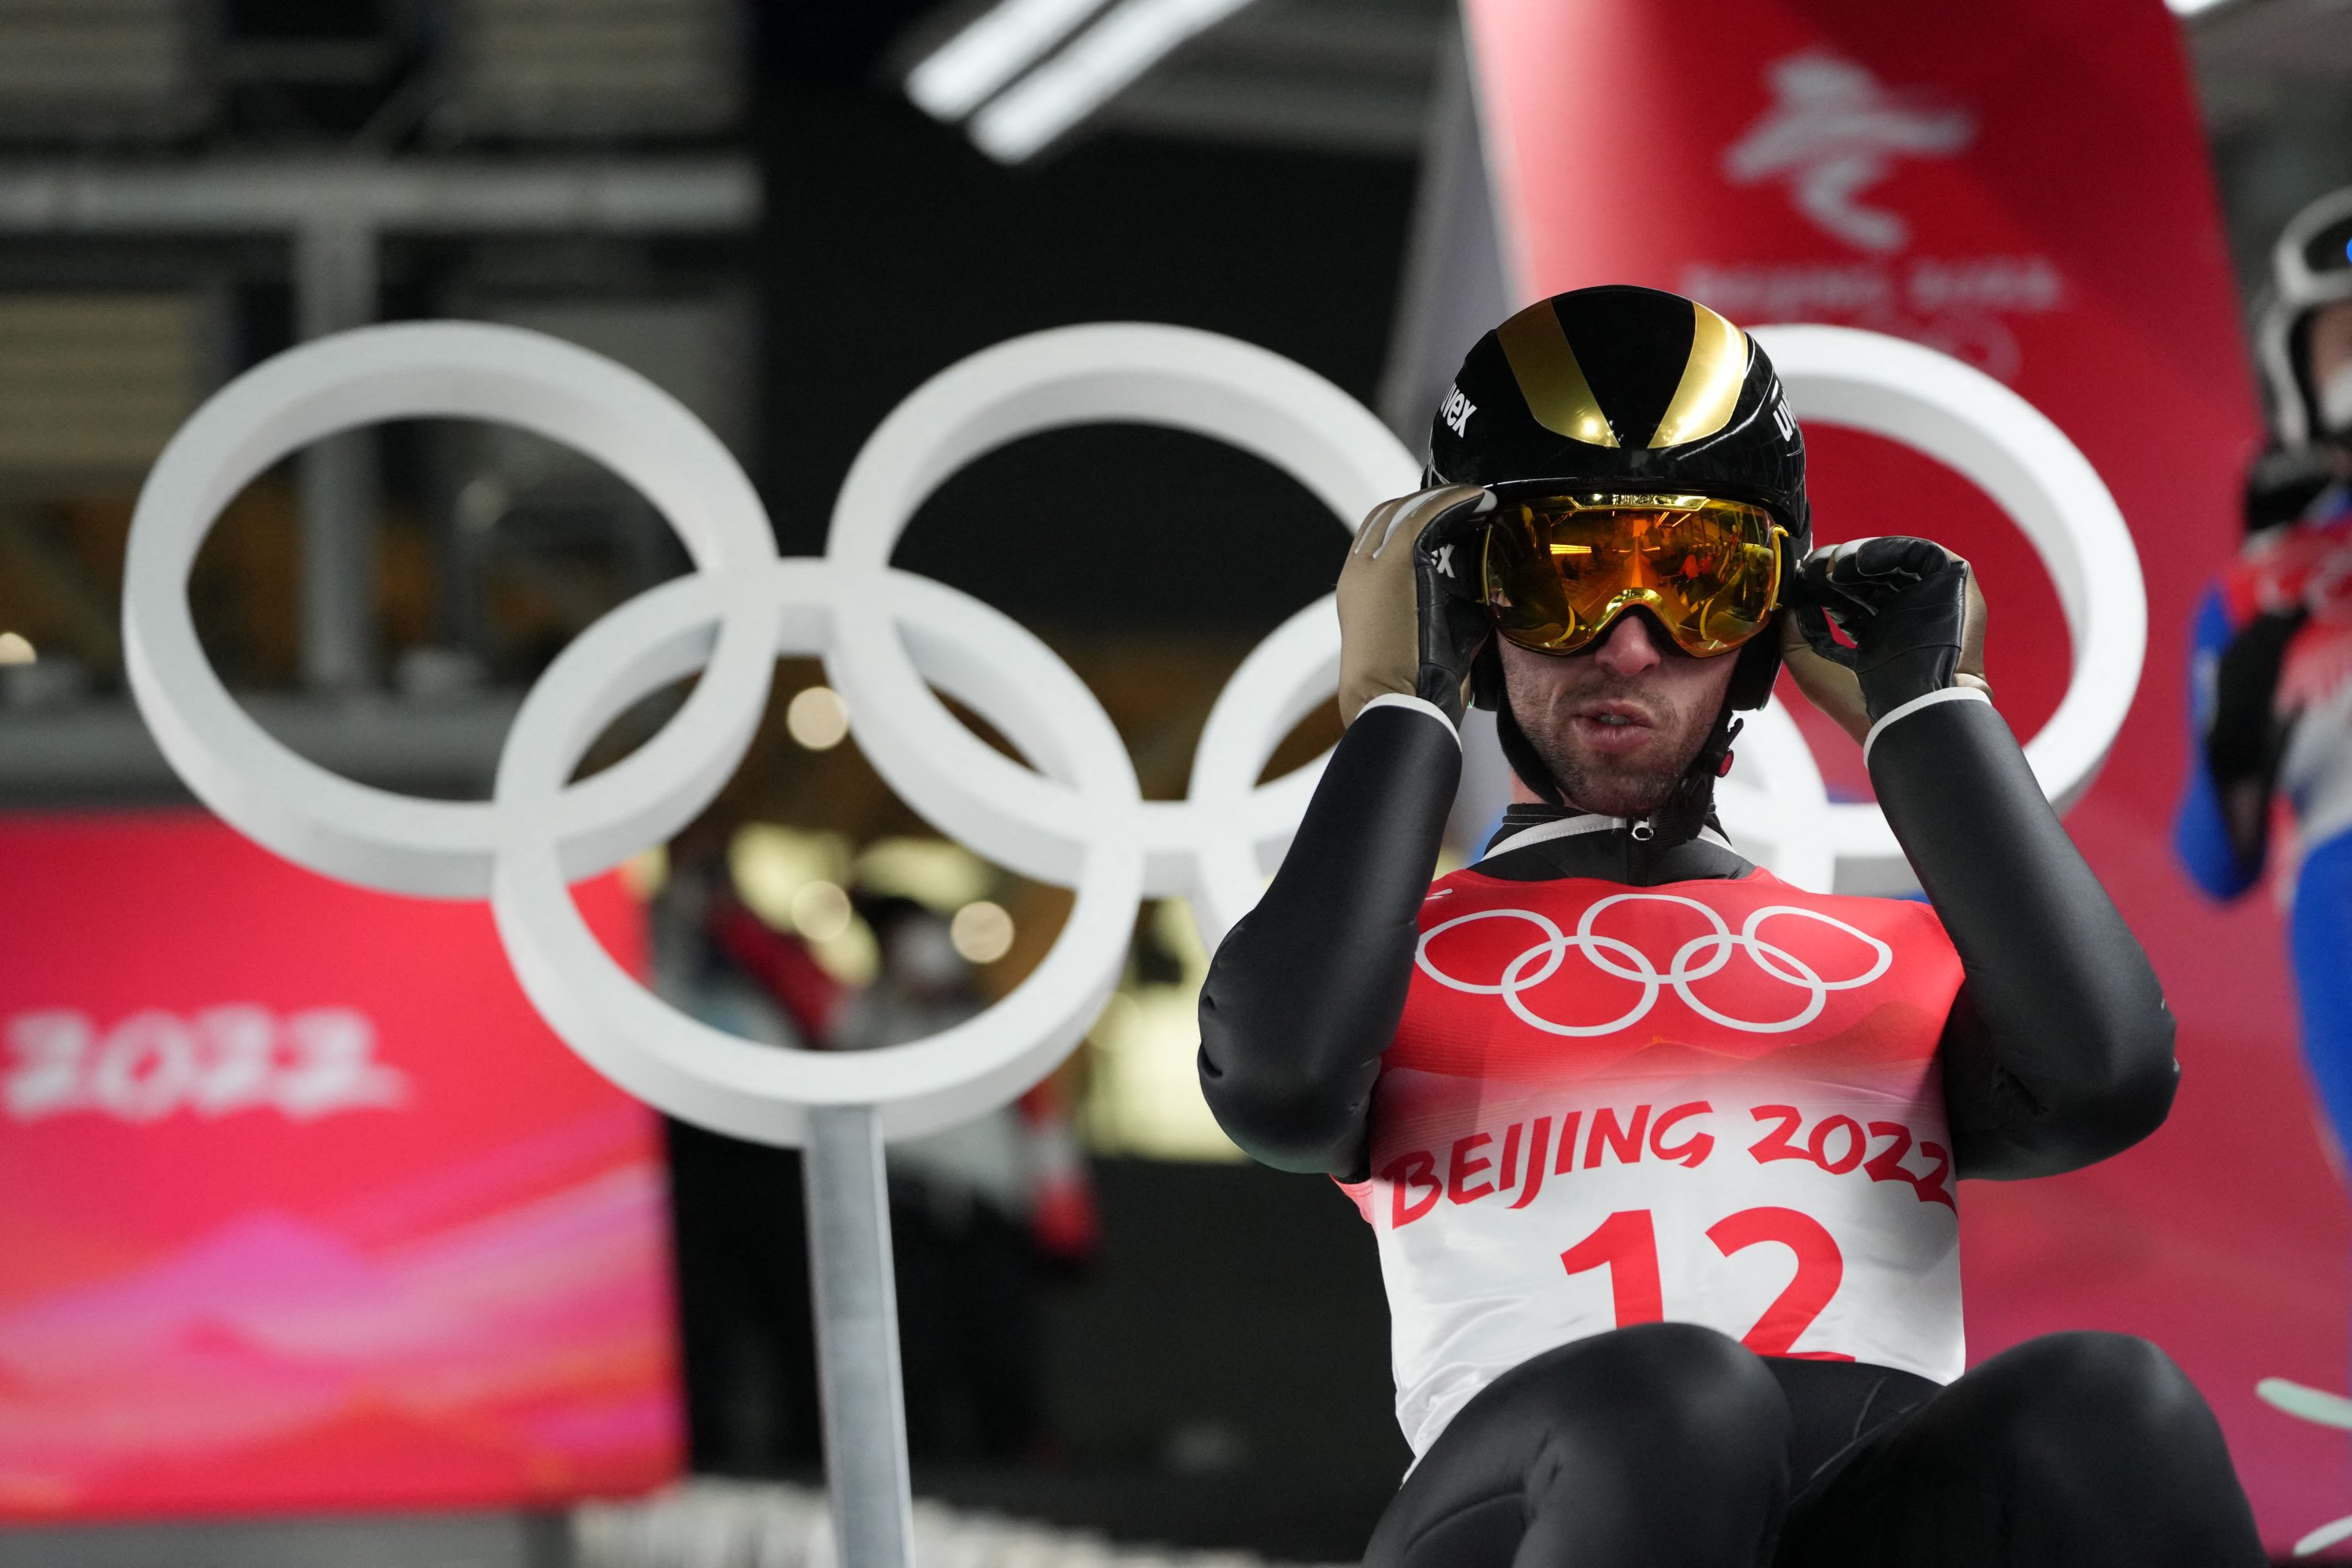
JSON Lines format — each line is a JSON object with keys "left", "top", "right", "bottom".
{"left": 120, "top": 318, "right": 2137, "bottom": 1147}
{"left": 1415, "top": 897, "right": 1894, "bottom": 1036}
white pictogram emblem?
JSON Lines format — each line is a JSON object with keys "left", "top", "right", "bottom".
{"left": 1724, "top": 52, "right": 1974, "bottom": 255}
{"left": 119, "top": 318, "right": 2141, "bottom": 1145}
{"left": 1417, "top": 897, "right": 1893, "bottom": 1037}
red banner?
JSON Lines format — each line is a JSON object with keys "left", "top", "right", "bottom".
{"left": 0, "top": 812, "right": 682, "bottom": 1519}
{"left": 1465, "top": 0, "right": 2343, "bottom": 1547}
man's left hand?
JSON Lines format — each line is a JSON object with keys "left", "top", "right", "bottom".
{"left": 1780, "top": 536, "right": 1990, "bottom": 742}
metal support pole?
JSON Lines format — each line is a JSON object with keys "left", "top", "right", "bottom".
{"left": 804, "top": 1103, "right": 915, "bottom": 1568}
{"left": 294, "top": 218, "right": 381, "bottom": 692}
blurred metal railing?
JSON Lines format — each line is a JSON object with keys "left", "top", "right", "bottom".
{"left": 0, "top": 0, "right": 208, "bottom": 141}
{"left": 0, "top": 156, "right": 757, "bottom": 695}
{"left": 0, "top": 158, "right": 755, "bottom": 234}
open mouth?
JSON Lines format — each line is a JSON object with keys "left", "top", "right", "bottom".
{"left": 1576, "top": 701, "right": 1653, "bottom": 728}
{"left": 1570, "top": 701, "right": 1661, "bottom": 749}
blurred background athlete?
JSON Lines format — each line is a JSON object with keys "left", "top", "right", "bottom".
{"left": 1200, "top": 285, "right": 2260, "bottom": 1565}
{"left": 2179, "top": 184, "right": 2352, "bottom": 1176}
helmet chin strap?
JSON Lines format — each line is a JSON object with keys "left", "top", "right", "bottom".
{"left": 1652, "top": 707, "right": 1741, "bottom": 848}
{"left": 1494, "top": 697, "right": 1566, "bottom": 810}
{"left": 1492, "top": 690, "right": 1740, "bottom": 849}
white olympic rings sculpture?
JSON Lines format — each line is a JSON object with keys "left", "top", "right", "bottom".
{"left": 1417, "top": 897, "right": 1894, "bottom": 1037}
{"left": 120, "top": 318, "right": 2143, "bottom": 1145}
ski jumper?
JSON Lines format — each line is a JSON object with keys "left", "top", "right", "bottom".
{"left": 1196, "top": 696, "right": 2258, "bottom": 1566}
{"left": 2178, "top": 483, "right": 2352, "bottom": 1158}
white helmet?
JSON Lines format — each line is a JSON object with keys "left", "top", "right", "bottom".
{"left": 2256, "top": 183, "right": 2352, "bottom": 448}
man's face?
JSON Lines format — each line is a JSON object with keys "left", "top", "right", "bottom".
{"left": 2311, "top": 301, "right": 2352, "bottom": 456}
{"left": 2311, "top": 299, "right": 2352, "bottom": 394}
{"left": 1499, "top": 612, "right": 1742, "bottom": 818}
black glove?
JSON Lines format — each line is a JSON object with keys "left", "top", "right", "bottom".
{"left": 1791, "top": 536, "right": 1979, "bottom": 724}
{"left": 2205, "top": 608, "right": 2303, "bottom": 786}
{"left": 1336, "top": 485, "right": 1495, "bottom": 725}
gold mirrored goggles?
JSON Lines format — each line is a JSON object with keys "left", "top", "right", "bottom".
{"left": 1481, "top": 492, "right": 1787, "bottom": 658}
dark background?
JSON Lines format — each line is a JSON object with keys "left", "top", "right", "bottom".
{"left": 759, "top": 82, "right": 1417, "bottom": 638}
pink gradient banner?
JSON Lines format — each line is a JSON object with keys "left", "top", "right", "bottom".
{"left": 0, "top": 812, "right": 683, "bottom": 1519}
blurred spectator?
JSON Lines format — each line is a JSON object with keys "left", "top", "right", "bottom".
{"left": 2178, "top": 186, "right": 2352, "bottom": 1179}
{"left": 678, "top": 859, "right": 1099, "bottom": 1465}
{"left": 657, "top": 827, "right": 826, "bottom": 1473}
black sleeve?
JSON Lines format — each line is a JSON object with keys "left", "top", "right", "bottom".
{"left": 1196, "top": 702, "right": 1461, "bottom": 1178}
{"left": 1868, "top": 697, "right": 2178, "bottom": 1180}
{"left": 2205, "top": 608, "right": 2303, "bottom": 877}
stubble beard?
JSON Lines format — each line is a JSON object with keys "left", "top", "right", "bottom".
{"left": 1506, "top": 668, "right": 1720, "bottom": 819}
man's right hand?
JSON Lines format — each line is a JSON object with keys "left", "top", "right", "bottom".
{"left": 1336, "top": 484, "right": 1495, "bottom": 725}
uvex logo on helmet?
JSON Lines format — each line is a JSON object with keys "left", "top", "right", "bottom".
{"left": 1440, "top": 383, "right": 1477, "bottom": 437}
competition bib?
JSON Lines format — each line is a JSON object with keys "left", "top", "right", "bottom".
{"left": 1348, "top": 866, "right": 1968, "bottom": 1456}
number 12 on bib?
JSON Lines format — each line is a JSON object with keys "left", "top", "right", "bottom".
{"left": 1560, "top": 1207, "right": 1857, "bottom": 1362}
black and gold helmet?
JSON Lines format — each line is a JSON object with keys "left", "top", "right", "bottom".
{"left": 1429, "top": 284, "right": 1808, "bottom": 713}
